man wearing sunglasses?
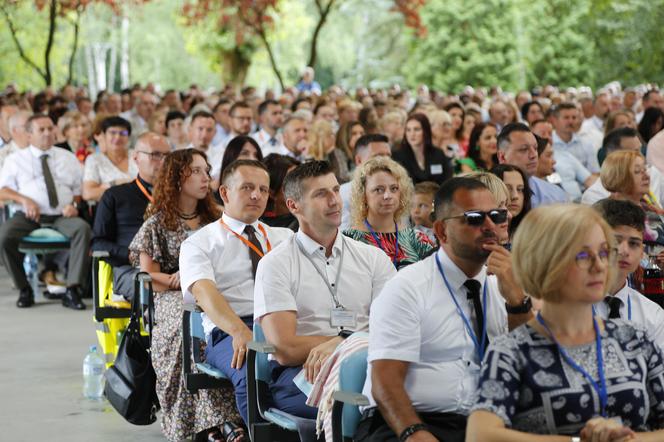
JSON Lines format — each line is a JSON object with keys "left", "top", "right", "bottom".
{"left": 91, "top": 132, "right": 170, "bottom": 300}
{"left": 357, "top": 177, "right": 533, "bottom": 442}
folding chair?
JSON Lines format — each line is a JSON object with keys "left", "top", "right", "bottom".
{"left": 91, "top": 251, "right": 132, "bottom": 367}
{"left": 18, "top": 227, "right": 70, "bottom": 301}
{"left": 246, "top": 323, "right": 311, "bottom": 442}
{"left": 181, "top": 304, "right": 232, "bottom": 393}
{"left": 331, "top": 348, "right": 370, "bottom": 442}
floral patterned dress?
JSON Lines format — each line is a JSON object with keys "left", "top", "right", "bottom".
{"left": 342, "top": 227, "right": 434, "bottom": 268}
{"left": 129, "top": 213, "right": 240, "bottom": 441}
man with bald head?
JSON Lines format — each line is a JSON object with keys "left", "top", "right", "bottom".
{"left": 91, "top": 132, "right": 170, "bottom": 299}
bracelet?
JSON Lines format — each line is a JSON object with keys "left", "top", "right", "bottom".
{"left": 399, "top": 423, "right": 428, "bottom": 442}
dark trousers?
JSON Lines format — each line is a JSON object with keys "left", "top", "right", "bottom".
{"left": 267, "top": 360, "right": 317, "bottom": 419}
{"left": 355, "top": 408, "right": 467, "bottom": 442}
{"left": 112, "top": 265, "right": 139, "bottom": 300}
{"left": 205, "top": 316, "right": 255, "bottom": 424}
{"left": 0, "top": 212, "right": 91, "bottom": 290}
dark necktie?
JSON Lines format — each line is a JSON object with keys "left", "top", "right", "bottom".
{"left": 244, "top": 225, "right": 264, "bottom": 279}
{"left": 464, "top": 279, "right": 486, "bottom": 344}
{"left": 40, "top": 154, "right": 59, "bottom": 208}
{"left": 269, "top": 137, "right": 277, "bottom": 146}
{"left": 604, "top": 296, "right": 623, "bottom": 319}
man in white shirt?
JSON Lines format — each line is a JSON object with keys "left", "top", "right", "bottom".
{"left": 357, "top": 177, "right": 533, "bottom": 442}
{"left": 186, "top": 111, "right": 223, "bottom": 182}
{"left": 592, "top": 199, "right": 664, "bottom": 350}
{"left": 340, "top": 134, "right": 392, "bottom": 230}
{"left": 551, "top": 102, "right": 600, "bottom": 174}
{"left": 280, "top": 115, "right": 310, "bottom": 161}
{"left": 120, "top": 91, "right": 156, "bottom": 145}
{"left": 211, "top": 98, "right": 233, "bottom": 148}
{"left": 579, "top": 93, "right": 610, "bottom": 151}
{"left": 253, "top": 99, "right": 285, "bottom": 156}
{"left": 179, "top": 159, "right": 293, "bottom": 424}
{"left": 254, "top": 160, "right": 396, "bottom": 418}
{"left": 0, "top": 110, "right": 31, "bottom": 170}
{"left": 0, "top": 115, "right": 90, "bottom": 310}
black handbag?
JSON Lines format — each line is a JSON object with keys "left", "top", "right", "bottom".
{"left": 104, "top": 273, "right": 159, "bottom": 425}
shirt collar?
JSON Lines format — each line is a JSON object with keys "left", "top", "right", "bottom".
{"left": 552, "top": 130, "right": 578, "bottom": 146}
{"left": 29, "top": 145, "right": 53, "bottom": 157}
{"left": 222, "top": 212, "right": 260, "bottom": 236}
{"left": 436, "top": 247, "right": 487, "bottom": 293}
{"left": 296, "top": 229, "right": 343, "bottom": 258}
{"left": 610, "top": 279, "right": 630, "bottom": 304}
{"left": 136, "top": 174, "right": 153, "bottom": 192}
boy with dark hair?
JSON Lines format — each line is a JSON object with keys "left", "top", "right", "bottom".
{"left": 592, "top": 198, "right": 664, "bottom": 350}
{"left": 410, "top": 181, "right": 439, "bottom": 244}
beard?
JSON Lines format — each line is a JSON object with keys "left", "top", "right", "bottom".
{"left": 448, "top": 231, "right": 498, "bottom": 263}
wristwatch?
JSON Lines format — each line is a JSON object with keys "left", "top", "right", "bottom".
{"left": 505, "top": 296, "right": 532, "bottom": 314}
{"left": 338, "top": 329, "right": 354, "bottom": 339}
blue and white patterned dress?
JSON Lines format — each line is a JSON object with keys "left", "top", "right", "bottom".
{"left": 472, "top": 319, "right": 664, "bottom": 435}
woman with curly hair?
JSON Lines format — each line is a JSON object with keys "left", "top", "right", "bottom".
{"left": 343, "top": 156, "right": 434, "bottom": 269}
{"left": 129, "top": 149, "right": 244, "bottom": 442}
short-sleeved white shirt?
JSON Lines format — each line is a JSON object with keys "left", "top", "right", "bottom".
{"left": 0, "top": 145, "right": 82, "bottom": 215}
{"left": 179, "top": 213, "right": 293, "bottom": 338}
{"left": 594, "top": 281, "right": 664, "bottom": 351}
{"left": 254, "top": 230, "right": 396, "bottom": 336}
{"left": 362, "top": 247, "right": 508, "bottom": 414}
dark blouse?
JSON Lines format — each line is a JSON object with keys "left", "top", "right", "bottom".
{"left": 472, "top": 319, "right": 664, "bottom": 435}
{"left": 392, "top": 145, "right": 453, "bottom": 185}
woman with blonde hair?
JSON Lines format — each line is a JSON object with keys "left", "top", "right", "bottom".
{"left": 307, "top": 119, "right": 350, "bottom": 182}
{"left": 429, "top": 109, "right": 458, "bottom": 158}
{"left": 55, "top": 110, "right": 92, "bottom": 162}
{"left": 343, "top": 156, "right": 433, "bottom": 268}
{"left": 602, "top": 150, "right": 664, "bottom": 244}
{"left": 467, "top": 204, "right": 664, "bottom": 441}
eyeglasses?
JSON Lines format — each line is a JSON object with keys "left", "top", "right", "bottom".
{"left": 575, "top": 248, "right": 616, "bottom": 270}
{"left": 443, "top": 209, "right": 508, "bottom": 226}
{"left": 106, "top": 129, "right": 129, "bottom": 137}
{"left": 136, "top": 150, "right": 167, "bottom": 161}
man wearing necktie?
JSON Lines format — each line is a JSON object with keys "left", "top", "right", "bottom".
{"left": 179, "top": 159, "right": 293, "bottom": 425}
{"left": 592, "top": 199, "right": 664, "bottom": 350}
{"left": 358, "top": 177, "right": 533, "bottom": 442}
{"left": 0, "top": 114, "right": 90, "bottom": 310}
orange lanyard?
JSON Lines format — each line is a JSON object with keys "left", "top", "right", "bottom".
{"left": 134, "top": 178, "right": 153, "bottom": 203}
{"left": 219, "top": 218, "right": 272, "bottom": 257}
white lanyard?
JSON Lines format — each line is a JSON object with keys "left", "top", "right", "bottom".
{"left": 295, "top": 235, "right": 346, "bottom": 309}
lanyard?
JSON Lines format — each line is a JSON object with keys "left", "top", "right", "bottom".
{"left": 434, "top": 253, "right": 488, "bottom": 362}
{"left": 536, "top": 312, "right": 608, "bottom": 418}
{"left": 134, "top": 178, "right": 153, "bottom": 203}
{"left": 295, "top": 234, "right": 345, "bottom": 309}
{"left": 364, "top": 219, "right": 399, "bottom": 268}
{"left": 219, "top": 219, "right": 272, "bottom": 257}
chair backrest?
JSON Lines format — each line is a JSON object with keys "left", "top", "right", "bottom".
{"left": 339, "top": 348, "right": 368, "bottom": 438}
{"left": 253, "top": 323, "right": 272, "bottom": 383}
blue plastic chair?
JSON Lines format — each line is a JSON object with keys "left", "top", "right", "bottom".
{"left": 18, "top": 227, "right": 70, "bottom": 300}
{"left": 246, "top": 323, "right": 309, "bottom": 441}
{"left": 182, "top": 304, "right": 231, "bottom": 393}
{"left": 331, "top": 347, "right": 370, "bottom": 442}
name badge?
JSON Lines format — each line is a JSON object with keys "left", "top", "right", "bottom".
{"left": 330, "top": 307, "right": 357, "bottom": 328}
{"left": 430, "top": 164, "right": 443, "bottom": 175}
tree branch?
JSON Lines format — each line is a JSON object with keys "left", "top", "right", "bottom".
{"left": 307, "top": 0, "right": 336, "bottom": 68}
{"left": 67, "top": 5, "right": 83, "bottom": 85}
{"left": 0, "top": 2, "right": 47, "bottom": 80}
{"left": 44, "top": 0, "right": 58, "bottom": 85}
{"left": 237, "top": 9, "right": 285, "bottom": 90}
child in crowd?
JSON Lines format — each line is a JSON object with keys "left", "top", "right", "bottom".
{"left": 410, "top": 181, "right": 439, "bottom": 245}
{"left": 593, "top": 198, "right": 664, "bottom": 350}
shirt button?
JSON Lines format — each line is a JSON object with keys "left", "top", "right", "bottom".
{"left": 319, "top": 247, "right": 324, "bottom": 251}
{"left": 331, "top": 283, "right": 335, "bottom": 287}
{"left": 326, "top": 261, "right": 330, "bottom": 265}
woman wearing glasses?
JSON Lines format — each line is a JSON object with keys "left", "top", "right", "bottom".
{"left": 343, "top": 156, "right": 434, "bottom": 269}
{"left": 83, "top": 116, "right": 138, "bottom": 202}
{"left": 129, "top": 149, "right": 245, "bottom": 442}
{"left": 466, "top": 204, "right": 664, "bottom": 441}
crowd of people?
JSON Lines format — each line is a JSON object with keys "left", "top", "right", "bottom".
{"left": 2, "top": 72, "right": 664, "bottom": 442}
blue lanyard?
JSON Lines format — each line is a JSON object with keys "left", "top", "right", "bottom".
{"left": 536, "top": 312, "right": 608, "bottom": 418}
{"left": 364, "top": 219, "right": 399, "bottom": 268}
{"left": 434, "top": 253, "right": 488, "bottom": 362}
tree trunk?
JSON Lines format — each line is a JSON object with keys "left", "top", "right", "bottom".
{"left": 307, "top": 0, "right": 336, "bottom": 68}
{"left": 66, "top": 7, "right": 82, "bottom": 85}
{"left": 44, "top": 0, "right": 57, "bottom": 85}
{"left": 220, "top": 47, "right": 251, "bottom": 87}
{"left": 256, "top": 28, "right": 285, "bottom": 90}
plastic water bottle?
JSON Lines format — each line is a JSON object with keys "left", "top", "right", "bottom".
{"left": 23, "top": 254, "right": 38, "bottom": 280}
{"left": 83, "top": 345, "right": 105, "bottom": 400}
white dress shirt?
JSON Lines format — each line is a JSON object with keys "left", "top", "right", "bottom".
{"left": 253, "top": 128, "right": 287, "bottom": 157}
{"left": 254, "top": 230, "right": 396, "bottom": 336}
{"left": 179, "top": 213, "right": 293, "bottom": 338}
{"left": 362, "top": 247, "right": 508, "bottom": 414}
{"left": 593, "top": 281, "right": 664, "bottom": 351}
{"left": 0, "top": 145, "right": 82, "bottom": 215}
{"left": 0, "top": 140, "right": 20, "bottom": 170}
{"left": 339, "top": 182, "right": 352, "bottom": 231}
{"left": 552, "top": 131, "right": 600, "bottom": 173}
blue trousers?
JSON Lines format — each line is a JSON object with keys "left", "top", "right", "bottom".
{"left": 267, "top": 360, "right": 318, "bottom": 419}
{"left": 205, "top": 316, "right": 254, "bottom": 424}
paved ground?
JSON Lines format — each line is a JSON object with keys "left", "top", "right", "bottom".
{"left": 0, "top": 265, "right": 164, "bottom": 441}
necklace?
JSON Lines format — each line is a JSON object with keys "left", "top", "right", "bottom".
{"left": 178, "top": 210, "right": 199, "bottom": 220}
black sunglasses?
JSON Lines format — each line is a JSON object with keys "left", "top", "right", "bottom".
{"left": 443, "top": 209, "right": 508, "bottom": 226}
